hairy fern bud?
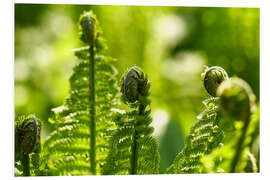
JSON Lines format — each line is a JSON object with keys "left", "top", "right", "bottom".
{"left": 15, "top": 115, "right": 41, "bottom": 154}
{"left": 79, "top": 11, "right": 96, "bottom": 44}
{"left": 120, "top": 66, "right": 150, "bottom": 106}
{"left": 217, "top": 77, "right": 256, "bottom": 120}
{"left": 202, "top": 66, "right": 229, "bottom": 97}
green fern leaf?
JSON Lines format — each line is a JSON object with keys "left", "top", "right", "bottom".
{"left": 167, "top": 97, "right": 224, "bottom": 174}
{"left": 42, "top": 11, "right": 118, "bottom": 175}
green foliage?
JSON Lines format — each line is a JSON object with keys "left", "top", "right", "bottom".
{"left": 200, "top": 106, "right": 260, "bottom": 173}
{"left": 42, "top": 11, "right": 118, "bottom": 175}
{"left": 14, "top": 6, "right": 260, "bottom": 175}
{"left": 15, "top": 6, "right": 260, "bottom": 172}
{"left": 102, "top": 66, "right": 160, "bottom": 175}
{"left": 200, "top": 137, "right": 258, "bottom": 173}
{"left": 167, "top": 97, "right": 224, "bottom": 173}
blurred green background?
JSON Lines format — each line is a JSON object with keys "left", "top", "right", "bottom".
{"left": 15, "top": 4, "right": 259, "bottom": 173}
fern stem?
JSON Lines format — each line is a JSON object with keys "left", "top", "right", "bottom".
{"left": 22, "top": 154, "right": 30, "bottom": 176}
{"left": 130, "top": 129, "right": 138, "bottom": 174}
{"left": 130, "top": 104, "right": 146, "bottom": 174}
{"left": 230, "top": 116, "right": 251, "bottom": 172}
{"left": 89, "top": 44, "right": 96, "bottom": 175}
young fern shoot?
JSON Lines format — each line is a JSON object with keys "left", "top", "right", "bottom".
{"left": 102, "top": 66, "right": 160, "bottom": 175}
{"left": 168, "top": 66, "right": 259, "bottom": 174}
{"left": 217, "top": 77, "right": 257, "bottom": 172}
{"left": 42, "top": 11, "right": 118, "bottom": 175}
{"left": 200, "top": 77, "right": 258, "bottom": 173}
{"left": 167, "top": 66, "right": 229, "bottom": 174}
{"left": 15, "top": 115, "right": 41, "bottom": 176}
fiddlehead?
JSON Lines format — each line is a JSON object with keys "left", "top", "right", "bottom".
{"left": 217, "top": 77, "right": 256, "bottom": 121}
{"left": 217, "top": 77, "right": 256, "bottom": 172}
{"left": 42, "top": 11, "right": 118, "bottom": 175}
{"left": 121, "top": 66, "right": 150, "bottom": 107}
{"left": 102, "top": 66, "right": 159, "bottom": 175}
{"left": 15, "top": 115, "right": 41, "bottom": 176}
{"left": 79, "top": 12, "right": 96, "bottom": 45}
{"left": 202, "top": 66, "right": 229, "bottom": 97}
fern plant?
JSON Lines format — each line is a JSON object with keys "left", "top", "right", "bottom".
{"left": 102, "top": 66, "right": 160, "bottom": 175}
{"left": 168, "top": 66, "right": 259, "bottom": 174}
{"left": 15, "top": 115, "right": 41, "bottom": 176}
{"left": 201, "top": 77, "right": 259, "bottom": 173}
{"left": 42, "top": 11, "right": 118, "bottom": 175}
{"left": 14, "top": 9, "right": 259, "bottom": 175}
{"left": 167, "top": 66, "right": 230, "bottom": 173}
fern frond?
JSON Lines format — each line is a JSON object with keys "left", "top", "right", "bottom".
{"left": 167, "top": 66, "right": 230, "bottom": 174}
{"left": 42, "top": 11, "right": 118, "bottom": 175}
{"left": 102, "top": 66, "right": 160, "bottom": 175}
{"left": 167, "top": 97, "right": 224, "bottom": 174}
{"left": 102, "top": 110, "right": 159, "bottom": 175}
{"left": 200, "top": 77, "right": 259, "bottom": 173}
{"left": 169, "top": 66, "right": 259, "bottom": 174}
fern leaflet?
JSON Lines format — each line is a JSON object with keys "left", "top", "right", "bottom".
{"left": 167, "top": 97, "right": 224, "bottom": 173}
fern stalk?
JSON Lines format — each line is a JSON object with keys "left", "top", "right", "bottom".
{"left": 89, "top": 43, "right": 96, "bottom": 174}
{"left": 130, "top": 104, "right": 146, "bottom": 174}
{"left": 130, "top": 129, "right": 138, "bottom": 174}
{"left": 130, "top": 124, "right": 138, "bottom": 174}
{"left": 230, "top": 116, "right": 250, "bottom": 172}
{"left": 22, "top": 154, "right": 30, "bottom": 176}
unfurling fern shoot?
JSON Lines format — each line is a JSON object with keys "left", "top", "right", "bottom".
{"left": 43, "top": 11, "right": 118, "bottom": 175}
{"left": 102, "top": 66, "right": 159, "bottom": 175}
{"left": 167, "top": 66, "right": 229, "bottom": 174}
{"left": 200, "top": 77, "right": 258, "bottom": 173}
{"left": 217, "top": 77, "right": 256, "bottom": 172}
{"left": 15, "top": 115, "right": 41, "bottom": 176}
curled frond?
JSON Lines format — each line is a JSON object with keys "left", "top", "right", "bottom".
{"left": 15, "top": 115, "right": 41, "bottom": 155}
{"left": 79, "top": 11, "right": 96, "bottom": 45}
{"left": 216, "top": 77, "right": 257, "bottom": 172}
{"left": 217, "top": 77, "right": 256, "bottom": 120}
{"left": 202, "top": 66, "right": 229, "bottom": 97}
{"left": 121, "top": 66, "right": 150, "bottom": 107}
{"left": 15, "top": 115, "right": 41, "bottom": 176}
